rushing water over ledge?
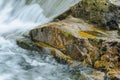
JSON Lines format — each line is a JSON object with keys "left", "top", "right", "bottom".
{"left": 0, "top": 0, "right": 82, "bottom": 80}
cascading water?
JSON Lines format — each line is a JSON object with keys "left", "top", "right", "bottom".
{"left": 0, "top": 0, "right": 81, "bottom": 80}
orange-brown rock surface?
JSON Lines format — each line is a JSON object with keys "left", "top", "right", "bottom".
{"left": 17, "top": 17, "right": 120, "bottom": 79}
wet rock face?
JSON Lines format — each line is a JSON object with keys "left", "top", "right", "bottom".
{"left": 71, "top": 0, "right": 120, "bottom": 30}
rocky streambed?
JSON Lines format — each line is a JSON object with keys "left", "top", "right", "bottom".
{"left": 17, "top": 0, "right": 120, "bottom": 80}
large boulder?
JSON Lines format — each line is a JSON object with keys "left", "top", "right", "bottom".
{"left": 17, "top": 17, "right": 120, "bottom": 79}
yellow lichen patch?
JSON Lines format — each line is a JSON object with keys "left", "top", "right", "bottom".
{"left": 94, "top": 61, "right": 112, "bottom": 71}
{"left": 78, "top": 31, "right": 97, "bottom": 38}
{"left": 78, "top": 31, "right": 107, "bottom": 38}
{"left": 70, "top": 17, "right": 113, "bottom": 36}
{"left": 94, "top": 61, "right": 102, "bottom": 69}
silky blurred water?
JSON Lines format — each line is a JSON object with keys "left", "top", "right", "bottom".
{"left": 0, "top": 0, "right": 74, "bottom": 80}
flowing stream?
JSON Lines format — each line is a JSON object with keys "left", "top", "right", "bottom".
{"left": 0, "top": 0, "right": 81, "bottom": 80}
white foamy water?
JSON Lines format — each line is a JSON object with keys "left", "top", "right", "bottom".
{"left": 0, "top": 0, "right": 79, "bottom": 80}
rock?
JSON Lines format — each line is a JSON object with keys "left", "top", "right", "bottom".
{"left": 70, "top": 0, "right": 120, "bottom": 30}
{"left": 107, "top": 70, "right": 120, "bottom": 80}
{"left": 17, "top": 37, "right": 74, "bottom": 65}
{"left": 35, "top": 42, "right": 75, "bottom": 64}
{"left": 29, "top": 17, "right": 120, "bottom": 67}
{"left": 17, "top": 16, "right": 120, "bottom": 79}
{"left": 16, "top": 37, "right": 36, "bottom": 51}
{"left": 71, "top": 70, "right": 105, "bottom": 80}
{"left": 70, "top": 63, "right": 105, "bottom": 80}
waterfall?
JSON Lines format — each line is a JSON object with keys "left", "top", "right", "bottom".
{"left": 0, "top": 0, "right": 49, "bottom": 35}
{"left": 0, "top": 0, "right": 80, "bottom": 35}
{"left": 0, "top": 0, "right": 81, "bottom": 80}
